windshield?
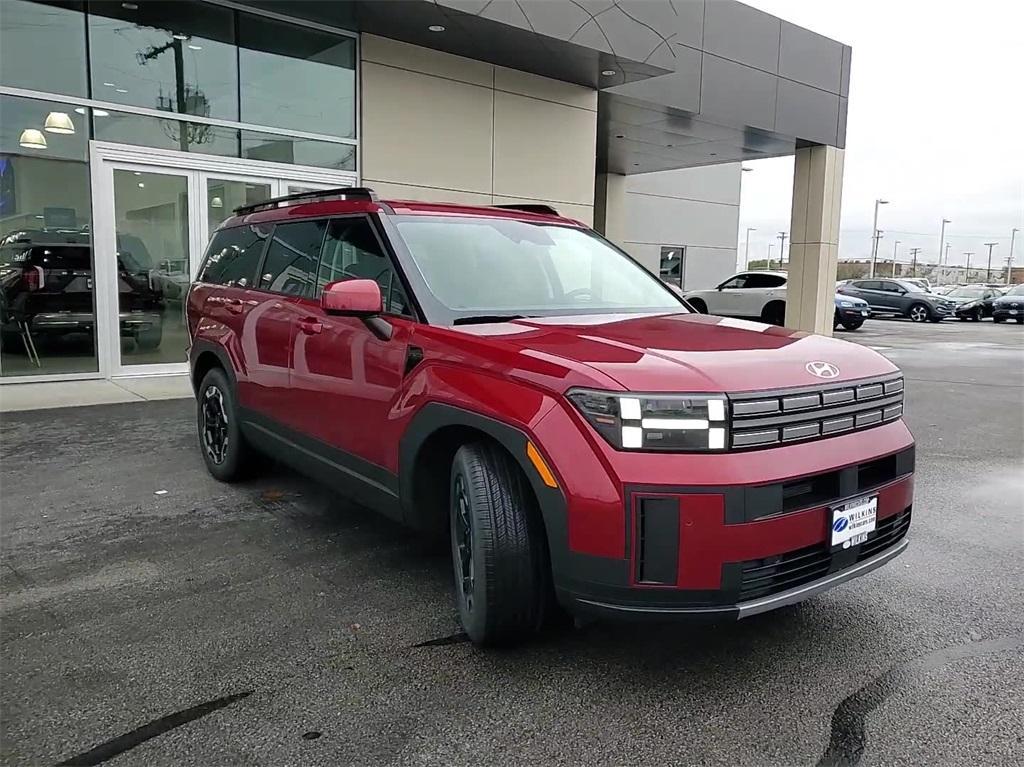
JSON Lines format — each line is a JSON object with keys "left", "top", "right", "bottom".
{"left": 898, "top": 280, "right": 926, "bottom": 293}
{"left": 393, "top": 216, "right": 686, "bottom": 323}
{"left": 947, "top": 287, "right": 986, "bottom": 299}
{"left": 1005, "top": 285, "right": 1024, "bottom": 296}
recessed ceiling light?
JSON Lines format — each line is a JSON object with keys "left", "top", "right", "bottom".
{"left": 615, "top": 134, "right": 624, "bottom": 139}
{"left": 188, "top": 44, "right": 202, "bottom": 50}
{"left": 74, "top": 107, "right": 87, "bottom": 115}
{"left": 134, "top": 171, "right": 142, "bottom": 175}
{"left": 138, "top": 182, "right": 145, "bottom": 188}
{"left": 116, "top": 88, "right": 128, "bottom": 93}
{"left": 601, "top": 70, "right": 617, "bottom": 76}
{"left": 428, "top": 24, "right": 445, "bottom": 32}
{"left": 121, "top": 2, "right": 138, "bottom": 8}
{"left": 103, "top": 82, "right": 116, "bottom": 87}
{"left": 172, "top": 33, "right": 188, "bottom": 40}
{"left": 94, "top": 109, "right": 109, "bottom": 117}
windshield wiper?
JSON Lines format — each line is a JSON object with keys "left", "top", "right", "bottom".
{"left": 452, "top": 314, "right": 530, "bottom": 326}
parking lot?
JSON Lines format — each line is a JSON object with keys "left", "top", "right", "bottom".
{"left": 2, "top": 319, "right": 1022, "bottom": 767}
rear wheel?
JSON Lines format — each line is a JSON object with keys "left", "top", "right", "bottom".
{"left": 973, "top": 307, "right": 984, "bottom": 321}
{"left": 993, "top": 316, "right": 1005, "bottom": 323}
{"left": 908, "top": 303, "right": 929, "bottom": 323}
{"left": 841, "top": 319, "right": 864, "bottom": 331}
{"left": 196, "top": 367, "right": 252, "bottom": 482}
{"left": 688, "top": 298, "right": 707, "bottom": 314}
{"left": 450, "top": 442, "right": 547, "bottom": 646}
{"left": 761, "top": 301, "right": 786, "bottom": 326}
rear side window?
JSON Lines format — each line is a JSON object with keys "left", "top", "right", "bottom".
{"left": 853, "top": 281, "right": 880, "bottom": 290}
{"left": 199, "top": 225, "right": 269, "bottom": 288}
{"left": 319, "top": 218, "right": 410, "bottom": 316}
{"left": 720, "top": 275, "right": 748, "bottom": 289}
{"left": 258, "top": 220, "right": 327, "bottom": 297}
{"left": 744, "top": 274, "right": 786, "bottom": 289}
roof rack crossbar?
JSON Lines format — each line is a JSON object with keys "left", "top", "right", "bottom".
{"left": 492, "top": 203, "right": 560, "bottom": 216}
{"left": 234, "top": 186, "right": 378, "bottom": 215}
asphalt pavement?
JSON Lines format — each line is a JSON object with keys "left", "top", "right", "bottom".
{"left": 2, "top": 318, "right": 1022, "bottom": 767}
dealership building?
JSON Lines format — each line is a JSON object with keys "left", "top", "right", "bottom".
{"left": 0, "top": 0, "right": 850, "bottom": 387}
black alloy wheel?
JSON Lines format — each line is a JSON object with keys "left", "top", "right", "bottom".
{"left": 196, "top": 367, "right": 252, "bottom": 482}
{"left": 201, "top": 385, "right": 230, "bottom": 466}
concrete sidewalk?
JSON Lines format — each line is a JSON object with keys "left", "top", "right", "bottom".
{"left": 0, "top": 374, "right": 192, "bottom": 412}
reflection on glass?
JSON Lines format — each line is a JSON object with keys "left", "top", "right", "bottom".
{"left": 241, "top": 131, "right": 355, "bottom": 170}
{"left": 88, "top": 0, "right": 238, "bottom": 120}
{"left": 1, "top": 94, "right": 97, "bottom": 378}
{"left": 0, "top": 0, "right": 88, "bottom": 97}
{"left": 207, "top": 179, "right": 271, "bottom": 231}
{"left": 112, "top": 169, "right": 189, "bottom": 365}
{"left": 239, "top": 13, "right": 355, "bottom": 136}
{"left": 94, "top": 111, "right": 239, "bottom": 157}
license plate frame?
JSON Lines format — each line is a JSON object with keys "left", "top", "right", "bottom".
{"left": 831, "top": 495, "right": 877, "bottom": 549}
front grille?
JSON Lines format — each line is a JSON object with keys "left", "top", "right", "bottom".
{"left": 728, "top": 375, "right": 904, "bottom": 449}
{"left": 737, "top": 508, "right": 912, "bottom": 602}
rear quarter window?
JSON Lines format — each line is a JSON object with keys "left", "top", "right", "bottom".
{"left": 198, "top": 224, "right": 270, "bottom": 288}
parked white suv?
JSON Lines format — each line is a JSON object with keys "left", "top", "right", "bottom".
{"left": 685, "top": 270, "right": 789, "bottom": 325}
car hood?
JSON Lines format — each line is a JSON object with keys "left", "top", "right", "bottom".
{"left": 449, "top": 312, "right": 899, "bottom": 393}
{"left": 993, "top": 295, "right": 1022, "bottom": 305}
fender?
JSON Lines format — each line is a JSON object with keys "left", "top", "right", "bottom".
{"left": 398, "top": 402, "right": 570, "bottom": 584}
{"left": 189, "top": 338, "right": 237, "bottom": 393}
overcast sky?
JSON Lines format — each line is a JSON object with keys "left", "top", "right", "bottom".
{"left": 739, "top": 0, "right": 1024, "bottom": 268}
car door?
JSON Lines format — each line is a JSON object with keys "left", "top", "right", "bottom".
{"left": 849, "top": 280, "right": 886, "bottom": 311}
{"left": 288, "top": 215, "right": 414, "bottom": 477}
{"left": 705, "top": 274, "right": 748, "bottom": 315}
{"left": 736, "top": 273, "right": 786, "bottom": 317}
{"left": 878, "top": 281, "right": 909, "bottom": 313}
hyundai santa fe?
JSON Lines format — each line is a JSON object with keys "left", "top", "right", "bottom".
{"left": 186, "top": 187, "right": 915, "bottom": 646}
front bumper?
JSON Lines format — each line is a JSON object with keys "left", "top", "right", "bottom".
{"left": 836, "top": 306, "right": 869, "bottom": 322}
{"left": 993, "top": 306, "right": 1022, "bottom": 319}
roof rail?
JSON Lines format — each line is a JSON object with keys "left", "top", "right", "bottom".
{"left": 233, "top": 186, "right": 378, "bottom": 215}
{"left": 492, "top": 203, "right": 560, "bottom": 216}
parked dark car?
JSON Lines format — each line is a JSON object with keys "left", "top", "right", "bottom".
{"left": 991, "top": 284, "right": 1024, "bottom": 324}
{"left": 0, "top": 229, "right": 164, "bottom": 356}
{"left": 186, "top": 186, "right": 914, "bottom": 647}
{"left": 834, "top": 293, "right": 870, "bottom": 330}
{"left": 838, "top": 278, "right": 954, "bottom": 322}
{"left": 945, "top": 285, "right": 1001, "bottom": 321}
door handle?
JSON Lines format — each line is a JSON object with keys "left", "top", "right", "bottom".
{"left": 225, "top": 298, "right": 243, "bottom": 314}
{"left": 298, "top": 317, "right": 323, "bottom": 335}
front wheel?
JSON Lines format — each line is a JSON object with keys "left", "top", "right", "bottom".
{"left": 450, "top": 442, "right": 547, "bottom": 646}
{"left": 841, "top": 319, "right": 864, "bottom": 331}
{"left": 196, "top": 367, "right": 252, "bottom": 482}
{"left": 761, "top": 301, "right": 786, "bottom": 326}
{"left": 908, "top": 303, "right": 930, "bottom": 323}
{"left": 993, "top": 316, "right": 1005, "bottom": 323}
{"left": 688, "top": 298, "right": 708, "bottom": 314}
{"left": 973, "top": 307, "right": 984, "bottom": 321}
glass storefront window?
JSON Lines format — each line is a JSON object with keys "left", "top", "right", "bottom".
{"left": 207, "top": 179, "right": 272, "bottom": 231}
{"left": 0, "top": 1, "right": 88, "bottom": 97}
{"left": 87, "top": 0, "right": 238, "bottom": 121}
{"left": 239, "top": 13, "right": 356, "bottom": 138}
{"left": 0, "top": 94, "right": 96, "bottom": 377}
{"left": 240, "top": 132, "right": 355, "bottom": 171}
{"left": 93, "top": 111, "right": 240, "bottom": 157}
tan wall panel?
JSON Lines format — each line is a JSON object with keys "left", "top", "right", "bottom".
{"left": 492, "top": 91, "right": 597, "bottom": 205}
{"left": 363, "top": 180, "right": 493, "bottom": 207}
{"left": 361, "top": 34, "right": 491, "bottom": 87}
{"left": 361, "top": 61, "right": 493, "bottom": 194}
{"left": 493, "top": 66, "right": 597, "bottom": 110}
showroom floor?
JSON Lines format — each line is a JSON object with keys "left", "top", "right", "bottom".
{"left": 1, "top": 320, "right": 1022, "bottom": 767}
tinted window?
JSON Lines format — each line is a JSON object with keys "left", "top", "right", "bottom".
{"left": 880, "top": 282, "right": 904, "bottom": 293}
{"left": 259, "top": 220, "right": 326, "bottom": 296}
{"left": 659, "top": 246, "right": 684, "bottom": 286}
{"left": 720, "top": 275, "right": 748, "bottom": 289}
{"left": 853, "top": 281, "right": 880, "bottom": 290}
{"left": 319, "top": 218, "right": 409, "bottom": 316}
{"left": 199, "top": 225, "right": 268, "bottom": 287}
{"left": 1, "top": 0, "right": 87, "bottom": 97}
{"left": 744, "top": 274, "right": 786, "bottom": 289}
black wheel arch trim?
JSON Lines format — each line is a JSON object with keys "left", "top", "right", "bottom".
{"left": 399, "top": 402, "right": 571, "bottom": 586}
{"left": 189, "top": 339, "right": 237, "bottom": 393}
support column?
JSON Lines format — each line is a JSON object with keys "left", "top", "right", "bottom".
{"left": 594, "top": 173, "right": 627, "bottom": 248}
{"left": 786, "top": 145, "right": 845, "bottom": 336}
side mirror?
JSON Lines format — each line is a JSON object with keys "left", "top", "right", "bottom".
{"left": 321, "top": 279, "right": 383, "bottom": 316}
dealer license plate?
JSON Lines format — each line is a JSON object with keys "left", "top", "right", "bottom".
{"left": 831, "top": 496, "right": 877, "bottom": 549}
{"left": 861, "top": 310, "right": 869, "bottom": 316}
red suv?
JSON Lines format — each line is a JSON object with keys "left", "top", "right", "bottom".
{"left": 186, "top": 188, "right": 914, "bottom": 645}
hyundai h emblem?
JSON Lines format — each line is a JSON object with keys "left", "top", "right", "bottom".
{"left": 806, "top": 361, "right": 840, "bottom": 379}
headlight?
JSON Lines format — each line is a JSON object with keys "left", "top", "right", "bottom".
{"left": 838, "top": 300, "right": 854, "bottom": 308}
{"left": 568, "top": 389, "right": 728, "bottom": 451}
{"left": 959, "top": 301, "right": 978, "bottom": 309}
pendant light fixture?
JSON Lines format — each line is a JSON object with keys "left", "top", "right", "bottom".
{"left": 19, "top": 129, "right": 48, "bottom": 149}
{"left": 44, "top": 112, "right": 76, "bottom": 134}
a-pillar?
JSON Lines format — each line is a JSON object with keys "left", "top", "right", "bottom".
{"left": 594, "top": 173, "right": 627, "bottom": 248}
{"left": 786, "top": 145, "right": 845, "bottom": 335}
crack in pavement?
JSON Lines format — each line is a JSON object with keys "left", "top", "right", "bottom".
{"left": 815, "top": 636, "right": 1023, "bottom": 767}
{"left": 55, "top": 690, "right": 254, "bottom": 766}
{"left": 412, "top": 632, "right": 470, "bottom": 648}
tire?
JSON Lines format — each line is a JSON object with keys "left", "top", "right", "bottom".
{"left": 135, "top": 327, "right": 163, "bottom": 350}
{"left": 841, "top": 319, "right": 864, "bottom": 331}
{"left": 450, "top": 442, "right": 547, "bottom": 646}
{"left": 688, "top": 298, "right": 708, "bottom": 314}
{"left": 973, "top": 307, "right": 984, "bottom": 322}
{"left": 196, "top": 366, "right": 252, "bottom": 482}
{"left": 907, "top": 303, "right": 930, "bottom": 323}
{"left": 761, "top": 301, "right": 786, "bottom": 326}
{"left": 993, "top": 316, "right": 1005, "bottom": 323}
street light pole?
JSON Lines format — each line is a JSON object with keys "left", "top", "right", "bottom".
{"left": 744, "top": 227, "right": 756, "bottom": 269}
{"left": 938, "top": 218, "right": 951, "bottom": 266}
{"left": 891, "top": 240, "right": 901, "bottom": 277}
{"left": 964, "top": 252, "right": 974, "bottom": 282}
{"left": 778, "top": 231, "right": 788, "bottom": 268}
{"left": 872, "top": 197, "right": 888, "bottom": 278}
{"left": 909, "top": 247, "right": 921, "bottom": 277}
{"left": 767, "top": 243, "right": 775, "bottom": 270}
{"left": 1009, "top": 228, "right": 1019, "bottom": 284}
{"left": 983, "top": 242, "right": 998, "bottom": 283}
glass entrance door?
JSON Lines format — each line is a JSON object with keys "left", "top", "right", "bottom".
{"left": 91, "top": 142, "right": 356, "bottom": 377}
